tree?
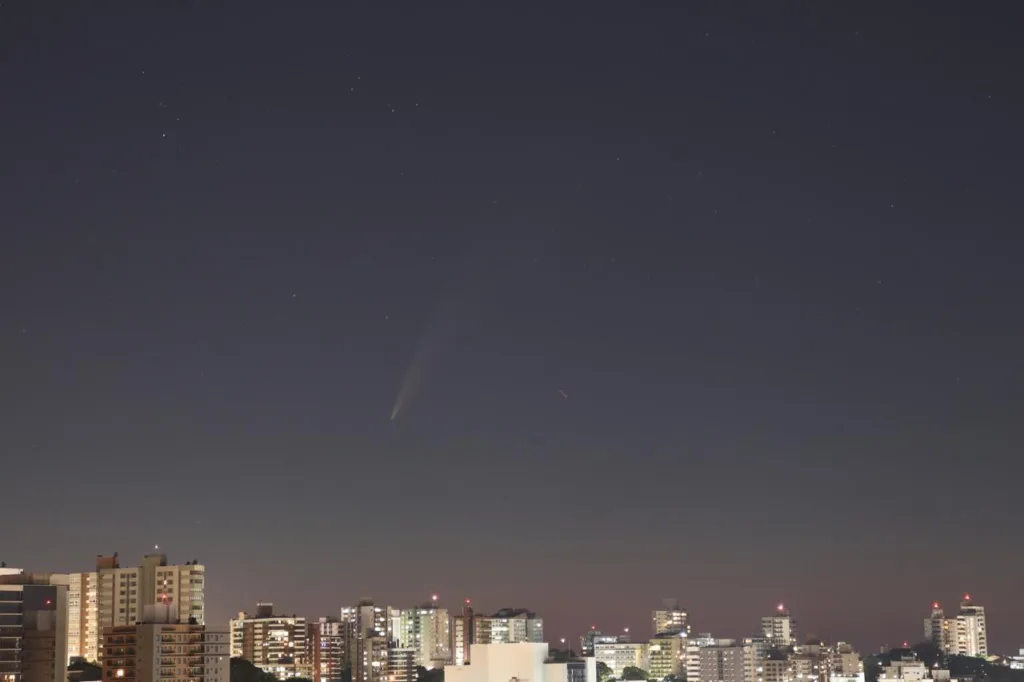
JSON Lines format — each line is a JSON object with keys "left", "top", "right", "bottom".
{"left": 416, "top": 667, "right": 444, "bottom": 682}
{"left": 910, "top": 642, "right": 942, "bottom": 669}
{"left": 862, "top": 654, "right": 884, "bottom": 682}
{"left": 621, "top": 667, "right": 650, "bottom": 681}
{"left": 230, "top": 658, "right": 279, "bottom": 682}
{"left": 67, "top": 659, "right": 103, "bottom": 682}
{"left": 597, "top": 662, "right": 614, "bottom": 682}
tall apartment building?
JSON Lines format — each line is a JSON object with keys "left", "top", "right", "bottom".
{"left": 653, "top": 600, "right": 689, "bottom": 636}
{"left": 348, "top": 600, "right": 391, "bottom": 682}
{"left": 451, "top": 602, "right": 474, "bottom": 666}
{"left": 0, "top": 572, "right": 68, "bottom": 682}
{"left": 761, "top": 605, "right": 796, "bottom": 648}
{"left": 64, "top": 572, "right": 100, "bottom": 664}
{"left": 231, "top": 603, "right": 310, "bottom": 680}
{"left": 648, "top": 632, "right": 687, "bottom": 679}
{"left": 356, "top": 636, "right": 388, "bottom": 682}
{"left": 393, "top": 603, "right": 451, "bottom": 668}
{"left": 953, "top": 597, "right": 987, "bottom": 657}
{"left": 387, "top": 647, "right": 418, "bottom": 682}
{"left": 101, "top": 604, "right": 227, "bottom": 682}
{"left": 685, "top": 633, "right": 716, "bottom": 682}
{"left": 473, "top": 609, "right": 543, "bottom": 645}
{"left": 55, "top": 552, "right": 205, "bottom": 665}
{"left": 309, "top": 617, "right": 347, "bottom": 682}
{"left": 922, "top": 597, "right": 987, "bottom": 657}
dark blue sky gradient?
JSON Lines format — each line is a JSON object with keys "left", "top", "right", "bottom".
{"left": 2, "top": 1, "right": 1022, "bottom": 652}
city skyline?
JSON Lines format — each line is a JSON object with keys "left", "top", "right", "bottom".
{"left": 4, "top": 0, "right": 1023, "bottom": 664}
{"left": 0, "top": 549, "right": 1012, "bottom": 655}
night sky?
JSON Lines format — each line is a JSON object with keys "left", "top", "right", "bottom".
{"left": 3, "top": 2, "right": 1022, "bottom": 654}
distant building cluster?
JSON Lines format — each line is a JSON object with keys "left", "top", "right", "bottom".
{"left": 0, "top": 555, "right": 1017, "bottom": 682}
{"left": 923, "top": 597, "right": 988, "bottom": 658}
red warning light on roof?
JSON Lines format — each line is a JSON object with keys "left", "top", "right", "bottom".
{"left": 964, "top": 593, "right": 971, "bottom": 601}
{"left": 933, "top": 602, "right": 940, "bottom": 609}
{"left": 777, "top": 603, "right": 785, "bottom": 611}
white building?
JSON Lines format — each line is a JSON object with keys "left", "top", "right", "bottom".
{"left": 347, "top": 600, "right": 392, "bottom": 682}
{"left": 761, "top": 605, "right": 796, "bottom": 648}
{"left": 649, "top": 632, "right": 687, "bottom": 680}
{"left": 475, "top": 609, "right": 544, "bottom": 644}
{"left": 594, "top": 641, "right": 649, "bottom": 677}
{"left": 230, "top": 602, "right": 309, "bottom": 680}
{"left": 686, "top": 633, "right": 716, "bottom": 682}
{"left": 393, "top": 604, "right": 452, "bottom": 667}
{"left": 54, "top": 552, "right": 205, "bottom": 665}
{"left": 653, "top": 601, "right": 689, "bottom": 636}
{"left": 830, "top": 643, "right": 861, "bottom": 677}
{"left": 879, "top": 657, "right": 928, "bottom": 682}
{"left": 445, "top": 643, "right": 596, "bottom": 682}
{"left": 953, "top": 597, "right": 987, "bottom": 657}
{"left": 922, "top": 597, "right": 987, "bottom": 658}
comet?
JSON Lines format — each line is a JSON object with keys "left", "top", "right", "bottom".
{"left": 390, "top": 296, "right": 463, "bottom": 421}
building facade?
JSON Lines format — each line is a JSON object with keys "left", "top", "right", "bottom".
{"left": 100, "top": 604, "right": 227, "bottom": 682}
{"left": 922, "top": 597, "right": 987, "bottom": 657}
{"left": 761, "top": 606, "right": 796, "bottom": 649}
{"left": 473, "top": 609, "right": 543, "bottom": 645}
{"left": 54, "top": 552, "right": 205, "bottom": 666}
{"left": 699, "top": 642, "right": 748, "bottom": 682}
{"left": 393, "top": 604, "right": 451, "bottom": 667}
{"left": 451, "top": 602, "right": 474, "bottom": 666}
{"left": 386, "top": 647, "right": 417, "bottom": 682}
{"left": 347, "top": 600, "right": 391, "bottom": 682}
{"left": 685, "top": 633, "right": 717, "bottom": 682}
{"left": 231, "top": 603, "right": 310, "bottom": 680}
{"left": 0, "top": 573, "right": 68, "bottom": 682}
{"left": 444, "top": 643, "right": 596, "bottom": 682}
{"left": 593, "top": 641, "right": 649, "bottom": 678}
{"left": 653, "top": 601, "right": 689, "bottom": 637}
{"left": 648, "top": 633, "right": 686, "bottom": 679}
{"left": 953, "top": 598, "right": 987, "bottom": 657}
{"left": 309, "top": 617, "right": 348, "bottom": 682}
{"left": 830, "top": 643, "right": 861, "bottom": 677}
{"left": 64, "top": 572, "right": 100, "bottom": 664}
